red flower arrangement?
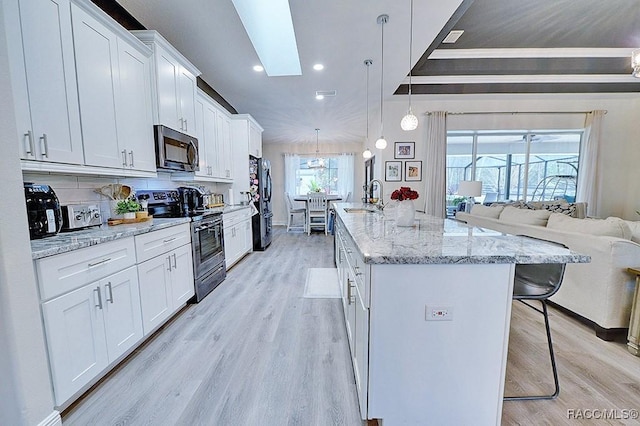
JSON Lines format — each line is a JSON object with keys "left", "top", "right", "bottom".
{"left": 390, "top": 186, "right": 419, "bottom": 201}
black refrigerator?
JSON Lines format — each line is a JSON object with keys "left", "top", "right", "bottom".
{"left": 249, "top": 156, "right": 272, "bottom": 250}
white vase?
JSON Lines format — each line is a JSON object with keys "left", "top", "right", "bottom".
{"left": 123, "top": 212, "right": 136, "bottom": 220}
{"left": 395, "top": 200, "right": 415, "bottom": 227}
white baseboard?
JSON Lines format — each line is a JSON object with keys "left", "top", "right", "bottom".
{"left": 38, "top": 411, "right": 61, "bottom": 426}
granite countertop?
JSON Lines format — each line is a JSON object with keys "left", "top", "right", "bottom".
{"left": 31, "top": 218, "right": 190, "bottom": 260}
{"left": 333, "top": 203, "right": 591, "bottom": 265}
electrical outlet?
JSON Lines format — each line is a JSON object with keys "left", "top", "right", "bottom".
{"left": 425, "top": 306, "right": 453, "bottom": 321}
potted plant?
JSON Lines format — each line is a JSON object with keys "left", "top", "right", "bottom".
{"left": 115, "top": 198, "right": 140, "bottom": 219}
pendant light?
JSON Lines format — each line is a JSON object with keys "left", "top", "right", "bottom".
{"left": 400, "top": 0, "right": 418, "bottom": 131}
{"left": 307, "top": 128, "right": 325, "bottom": 168}
{"left": 362, "top": 59, "right": 373, "bottom": 159}
{"left": 375, "top": 14, "right": 388, "bottom": 150}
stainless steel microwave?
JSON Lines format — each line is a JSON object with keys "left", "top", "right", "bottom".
{"left": 154, "top": 125, "right": 199, "bottom": 172}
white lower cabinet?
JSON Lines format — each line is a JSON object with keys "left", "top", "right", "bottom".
{"left": 136, "top": 252, "right": 173, "bottom": 334}
{"left": 36, "top": 224, "right": 193, "bottom": 408}
{"left": 223, "top": 208, "right": 252, "bottom": 269}
{"left": 335, "top": 220, "right": 369, "bottom": 420}
{"left": 136, "top": 226, "right": 194, "bottom": 335}
{"left": 42, "top": 265, "right": 142, "bottom": 406}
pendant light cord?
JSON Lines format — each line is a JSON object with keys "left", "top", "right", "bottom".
{"left": 380, "top": 17, "right": 385, "bottom": 137}
{"left": 408, "top": 0, "right": 413, "bottom": 108}
{"left": 366, "top": 60, "right": 370, "bottom": 141}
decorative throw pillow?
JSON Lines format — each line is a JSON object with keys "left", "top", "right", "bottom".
{"left": 498, "top": 206, "right": 552, "bottom": 227}
{"left": 542, "top": 202, "right": 576, "bottom": 216}
{"left": 624, "top": 220, "right": 640, "bottom": 244}
{"left": 470, "top": 204, "right": 504, "bottom": 219}
{"left": 547, "top": 214, "right": 632, "bottom": 239}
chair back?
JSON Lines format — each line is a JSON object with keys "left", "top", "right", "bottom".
{"left": 285, "top": 192, "right": 294, "bottom": 212}
{"left": 344, "top": 191, "right": 352, "bottom": 202}
{"left": 513, "top": 236, "right": 567, "bottom": 300}
{"left": 307, "top": 192, "right": 328, "bottom": 211}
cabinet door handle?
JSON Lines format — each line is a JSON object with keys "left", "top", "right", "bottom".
{"left": 24, "top": 130, "right": 34, "bottom": 156}
{"left": 179, "top": 117, "right": 184, "bottom": 130}
{"left": 105, "top": 282, "right": 114, "bottom": 303}
{"left": 129, "top": 150, "right": 134, "bottom": 167}
{"left": 347, "top": 279, "right": 355, "bottom": 305}
{"left": 167, "top": 255, "right": 172, "bottom": 271}
{"left": 354, "top": 265, "right": 363, "bottom": 276}
{"left": 163, "top": 237, "right": 177, "bottom": 244}
{"left": 40, "top": 133, "right": 48, "bottom": 158}
{"left": 183, "top": 119, "right": 188, "bottom": 132}
{"left": 121, "top": 149, "right": 127, "bottom": 166}
{"left": 172, "top": 253, "right": 177, "bottom": 269}
{"left": 88, "top": 258, "right": 111, "bottom": 268}
{"left": 94, "top": 286, "right": 103, "bottom": 309}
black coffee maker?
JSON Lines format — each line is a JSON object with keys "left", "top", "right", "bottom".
{"left": 178, "top": 186, "right": 205, "bottom": 215}
{"left": 24, "top": 183, "right": 63, "bottom": 239}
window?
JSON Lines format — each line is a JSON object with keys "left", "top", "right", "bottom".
{"left": 446, "top": 131, "right": 582, "bottom": 211}
{"left": 298, "top": 157, "right": 339, "bottom": 194}
{"left": 285, "top": 153, "right": 354, "bottom": 197}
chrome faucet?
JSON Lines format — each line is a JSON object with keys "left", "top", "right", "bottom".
{"left": 367, "top": 179, "right": 384, "bottom": 210}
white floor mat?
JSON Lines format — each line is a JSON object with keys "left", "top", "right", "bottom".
{"left": 303, "top": 268, "right": 341, "bottom": 298}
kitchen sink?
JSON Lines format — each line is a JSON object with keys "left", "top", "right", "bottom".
{"left": 343, "top": 208, "right": 377, "bottom": 213}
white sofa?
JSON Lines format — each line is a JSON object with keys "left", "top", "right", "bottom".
{"left": 456, "top": 204, "right": 640, "bottom": 340}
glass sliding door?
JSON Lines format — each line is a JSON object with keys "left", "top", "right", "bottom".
{"left": 446, "top": 130, "right": 582, "bottom": 215}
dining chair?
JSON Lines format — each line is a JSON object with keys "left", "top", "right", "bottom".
{"left": 306, "top": 192, "right": 328, "bottom": 235}
{"left": 504, "top": 236, "right": 567, "bottom": 401}
{"left": 285, "top": 192, "right": 306, "bottom": 232}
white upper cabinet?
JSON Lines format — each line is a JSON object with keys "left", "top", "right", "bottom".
{"left": 115, "top": 38, "right": 156, "bottom": 172}
{"left": 249, "top": 121, "right": 263, "bottom": 158}
{"left": 132, "top": 30, "right": 200, "bottom": 138}
{"left": 72, "top": 3, "right": 120, "bottom": 168}
{"left": 217, "top": 110, "right": 233, "bottom": 180}
{"left": 188, "top": 89, "right": 234, "bottom": 182}
{"left": 72, "top": 3, "right": 155, "bottom": 173}
{"left": 11, "top": 0, "right": 83, "bottom": 164}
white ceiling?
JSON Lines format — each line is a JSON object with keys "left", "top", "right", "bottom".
{"left": 116, "top": 0, "right": 463, "bottom": 146}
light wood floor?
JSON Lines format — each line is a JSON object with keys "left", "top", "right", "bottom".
{"left": 62, "top": 228, "right": 640, "bottom": 426}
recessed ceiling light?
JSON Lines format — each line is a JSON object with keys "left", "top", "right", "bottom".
{"left": 442, "top": 30, "right": 464, "bottom": 44}
{"left": 253, "top": 65, "right": 264, "bottom": 72}
{"left": 315, "top": 94, "right": 325, "bottom": 100}
{"left": 313, "top": 63, "right": 324, "bottom": 71}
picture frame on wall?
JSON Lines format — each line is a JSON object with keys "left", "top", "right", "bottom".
{"left": 385, "top": 161, "right": 402, "bottom": 181}
{"left": 394, "top": 141, "right": 415, "bottom": 159}
{"left": 405, "top": 161, "right": 422, "bottom": 181}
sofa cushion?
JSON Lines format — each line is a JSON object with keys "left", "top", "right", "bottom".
{"left": 498, "top": 206, "right": 552, "bottom": 226}
{"left": 547, "top": 213, "right": 632, "bottom": 239}
{"left": 470, "top": 204, "right": 504, "bottom": 219}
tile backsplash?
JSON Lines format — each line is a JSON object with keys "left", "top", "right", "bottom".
{"left": 23, "top": 172, "right": 227, "bottom": 221}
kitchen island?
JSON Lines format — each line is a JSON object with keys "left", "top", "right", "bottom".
{"left": 332, "top": 203, "right": 589, "bottom": 425}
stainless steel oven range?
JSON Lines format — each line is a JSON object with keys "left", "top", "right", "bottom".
{"left": 190, "top": 212, "right": 225, "bottom": 301}
{"left": 137, "top": 189, "right": 226, "bottom": 302}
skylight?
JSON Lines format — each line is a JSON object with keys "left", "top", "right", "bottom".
{"left": 231, "top": 0, "right": 301, "bottom": 76}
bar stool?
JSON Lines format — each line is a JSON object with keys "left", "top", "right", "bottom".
{"left": 504, "top": 237, "right": 567, "bottom": 401}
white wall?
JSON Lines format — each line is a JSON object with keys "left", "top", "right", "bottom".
{"left": 263, "top": 141, "right": 364, "bottom": 226}
{"left": 370, "top": 93, "right": 640, "bottom": 219}
{"left": 0, "top": 2, "right": 58, "bottom": 423}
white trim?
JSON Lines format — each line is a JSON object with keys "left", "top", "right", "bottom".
{"left": 405, "top": 74, "right": 639, "bottom": 85}
{"left": 429, "top": 47, "right": 636, "bottom": 60}
{"left": 37, "top": 411, "right": 62, "bottom": 426}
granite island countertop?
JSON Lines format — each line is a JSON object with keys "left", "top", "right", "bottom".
{"left": 31, "top": 217, "right": 191, "bottom": 260}
{"left": 333, "top": 202, "right": 590, "bottom": 265}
